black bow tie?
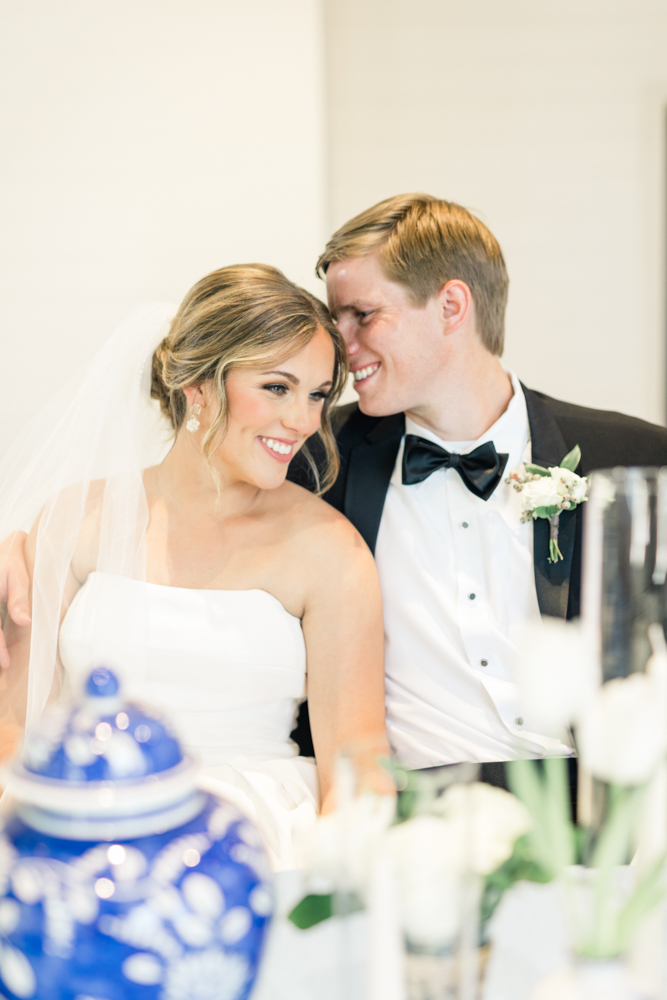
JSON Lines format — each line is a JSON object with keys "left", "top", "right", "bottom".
{"left": 402, "top": 435, "right": 509, "bottom": 501}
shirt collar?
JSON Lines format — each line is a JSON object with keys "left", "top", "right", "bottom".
{"left": 395, "top": 372, "right": 531, "bottom": 490}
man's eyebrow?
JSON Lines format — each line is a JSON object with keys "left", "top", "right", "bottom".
{"left": 332, "top": 301, "right": 375, "bottom": 315}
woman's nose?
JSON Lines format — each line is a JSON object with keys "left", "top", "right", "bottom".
{"left": 284, "top": 395, "right": 317, "bottom": 435}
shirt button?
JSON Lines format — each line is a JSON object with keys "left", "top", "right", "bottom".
{"left": 480, "top": 659, "right": 488, "bottom": 667}
{"left": 515, "top": 717, "right": 524, "bottom": 726}
{"left": 469, "top": 593, "right": 476, "bottom": 601}
{"left": 461, "top": 521, "right": 469, "bottom": 529}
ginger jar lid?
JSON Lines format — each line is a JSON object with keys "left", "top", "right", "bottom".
{"left": 6, "top": 667, "right": 202, "bottom": 840}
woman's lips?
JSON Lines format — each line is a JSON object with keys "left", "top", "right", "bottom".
{"left": 257, "top": 436, "right": 296, "bottom": 464}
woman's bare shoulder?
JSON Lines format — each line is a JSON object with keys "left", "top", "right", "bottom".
{"left": 274, "top": 481, "right": 372, "bottom": 564}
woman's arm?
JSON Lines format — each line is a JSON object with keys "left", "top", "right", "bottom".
{"left": 0, "top": 516, "right": 82, "bottom": 767}
{"left": 0, "top": 531, "right": 31, "bottom": 670}
{"left": 300, "top": 510, "right": 389, "bottom": 814}
{"left": 0, "top": 525, "right": 36, "bottom": 763}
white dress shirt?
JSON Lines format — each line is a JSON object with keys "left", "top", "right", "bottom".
{"left": 375, "top": 374, "right": 572, "bottom": 768}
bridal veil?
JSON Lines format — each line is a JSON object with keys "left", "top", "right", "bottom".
{"left": 0, "top": 303, "right": 176, "bottom": 735}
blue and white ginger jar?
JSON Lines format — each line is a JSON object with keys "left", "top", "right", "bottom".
{"left": 0, "top": 667, "right": 273, "bottom": 1000}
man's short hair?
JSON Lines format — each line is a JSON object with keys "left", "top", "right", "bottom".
{"left": 317, "top": 193, "right": 509, "bottom": 356}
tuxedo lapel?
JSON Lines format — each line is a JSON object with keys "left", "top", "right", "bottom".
{"left": 343, "top": 413, "right": 405, "bottom": 554}
{"left": 522, "top": 384, "right": 577, "bottom": 619}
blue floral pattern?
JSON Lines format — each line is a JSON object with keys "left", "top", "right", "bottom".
{"left": 0, "top": 670, "right": 273, "bottom": 1000}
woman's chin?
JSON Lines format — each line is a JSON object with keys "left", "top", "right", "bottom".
{"left": 247, "top": 465, "right": 290, "bottom": 491}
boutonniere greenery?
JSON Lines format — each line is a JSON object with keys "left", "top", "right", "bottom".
{"left": 505, "top": 445, "right": 589, "bottom": 563}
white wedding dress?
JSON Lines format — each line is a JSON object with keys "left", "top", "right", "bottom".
{"left": 58, "top": 571, "right": 319, "bottom": 871}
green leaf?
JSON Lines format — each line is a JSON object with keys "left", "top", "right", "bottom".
{"left": 288, "top": 891, "right": 365, "bottom": 929}
{"left": 560, "top": 445, "right": 581, "bottom": 473}
{"left": 288, "top": 894, "right": 333, "bottom": 929}
{"left": 533, "top": 505, "right": 560, "bottom": 519}
{"left": 481, "top": 835, "right": 552, "bottom": 924}
{"left": 523, "top": 464, "right": 550, "bottom": 477}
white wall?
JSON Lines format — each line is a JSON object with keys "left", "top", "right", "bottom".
{"left": 326, "top": 0, "right": 667, "bottom": 424}
{"left": 0, "top": 0, "right": 327, "bottom": 454}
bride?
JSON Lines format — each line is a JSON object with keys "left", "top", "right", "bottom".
{"left": 0, "top": 263, "right": 387, "bottom": 870}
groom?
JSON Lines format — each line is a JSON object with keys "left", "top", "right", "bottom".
{"left": 292, "top": 193, "right": 667, "bottom": 781}
{"left": 3, "top": 193, "right": 667, "bottom": 783}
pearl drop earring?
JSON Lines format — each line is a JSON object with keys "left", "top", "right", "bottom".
{"left": 186, "top": 403, "right": 202, "bottom": 433}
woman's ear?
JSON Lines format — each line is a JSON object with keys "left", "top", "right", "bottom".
{"left": 182, "top": 384, "right": 206, "bottom": 409}
{"left": 437, "top": 280, "right": 473, "bottom": 335}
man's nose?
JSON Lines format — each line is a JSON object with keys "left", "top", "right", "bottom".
{"left": 335, "top": 316, "right": 360, "bottom": 356}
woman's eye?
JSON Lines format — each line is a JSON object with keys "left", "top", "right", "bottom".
{"left": 309, "top": 390, "right": 330, "bottom": 402}
{"left": 263, "top": 383, "right": 288, "bottom": 396}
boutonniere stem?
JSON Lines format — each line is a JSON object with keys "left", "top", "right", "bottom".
{"left": 548, "top": 514, "right": 562, "bottom": 563}
{"left": 505, "top": 445, "right": 589, "bottom": 563}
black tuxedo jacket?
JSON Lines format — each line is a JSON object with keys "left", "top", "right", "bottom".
{"left": 289, "top": 388, "right": 667, "bottom": 754}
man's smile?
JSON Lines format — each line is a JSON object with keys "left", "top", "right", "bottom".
{"left": 352, "top": 362, "right": 381, "bottom": 385}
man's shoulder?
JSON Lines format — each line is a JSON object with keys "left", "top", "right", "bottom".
{"left": 524, "top": 386, "right": 667, "bottom": 472}
{"left": 288, "top": 404, "right": 386, "bottom": 496}
{"left": 331, "top": 401, "right": 384, "bottom": 447}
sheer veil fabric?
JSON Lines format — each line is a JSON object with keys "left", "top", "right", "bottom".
{"left": 0, "top": 304, "right": 176, "bottom": 735}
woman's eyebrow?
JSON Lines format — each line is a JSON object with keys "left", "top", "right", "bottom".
{"left": 263, "top": 369, "right": 299, "bottom": 385}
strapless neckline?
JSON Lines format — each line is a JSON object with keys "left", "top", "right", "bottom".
{"left": 58, "top": 571, "right": 316, "bottom": 870}
{"left": 84, "top": 571, "right": 302, "bottom": 622}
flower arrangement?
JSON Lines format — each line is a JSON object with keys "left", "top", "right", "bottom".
{"left": 289, "top": 791, "right": 395, "bottom": 927}
{"left": 388, "top": 782, "right": 531, "bottom": 946}
{"left": 506, "top": 444, "right": 589, "bottom": 562}
{"left": 511, "top": 620, "right": 667, "bottom": 961}
{"left": 289, "top": 772, "right": 532, "bottom": 943}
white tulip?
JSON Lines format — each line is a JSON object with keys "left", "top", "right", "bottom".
{"left": 514, "top": 619, "right": 599, "bottom": 737}
{"left": 299, "top": 792, "right": 395, "bottom": 893}
{"left": 384, "top": 783, "right": 530, "bottom": 946}
{"left": 385, "top": 815, "right": 463, "bottom": 945}
{"left": 577, "top": 673, "right": 667, "bottom": 786}
{"left": 433, "top": 782, "right": 532, "bottom": 876}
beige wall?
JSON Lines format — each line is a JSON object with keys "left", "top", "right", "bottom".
{"left": 4, "top": 2, "right": 667, "bottom": 440}
{"left": 0, "top": 0, "right": 327, "bottom": 454}
{"left": 326, "top": 0, "right": 667, "bottom": 424}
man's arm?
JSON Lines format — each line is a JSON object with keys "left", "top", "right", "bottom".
{"left": 0, "top": 531, "right": 31, "bottom": 669}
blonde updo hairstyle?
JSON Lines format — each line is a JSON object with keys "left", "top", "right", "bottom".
{"left": 151, "top": 264, "right": 348, "bottom": 494}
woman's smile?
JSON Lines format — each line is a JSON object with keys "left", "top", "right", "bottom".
{"left": 257, "top": 435, "right": 298, "bottom": 462}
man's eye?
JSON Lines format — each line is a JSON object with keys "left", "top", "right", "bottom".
{"left": 357, "top": 310, "right": 373, "bottom": 323}
{"left": 263, "top": 383, "right": 288, "bottom": 395}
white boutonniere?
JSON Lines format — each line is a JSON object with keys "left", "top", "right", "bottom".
{"left": 505, "top": 445, "right": 589, "bottom": 563}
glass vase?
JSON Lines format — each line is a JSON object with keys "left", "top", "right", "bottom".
{"left": 393, "top": 764, "right": 483, "bottom": 1000}
{"left": 577, "top": 467, "right": 667, "bottom": 986}
{"left": 582, "top": 466, "right": 667, "bottom": 684}
{"left": 531, "top": 956, "right": 643, "bottom": 1000}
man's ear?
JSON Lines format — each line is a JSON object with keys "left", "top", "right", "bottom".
{"left": 437, "top": 280, "right": 473, "bottom": 335}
